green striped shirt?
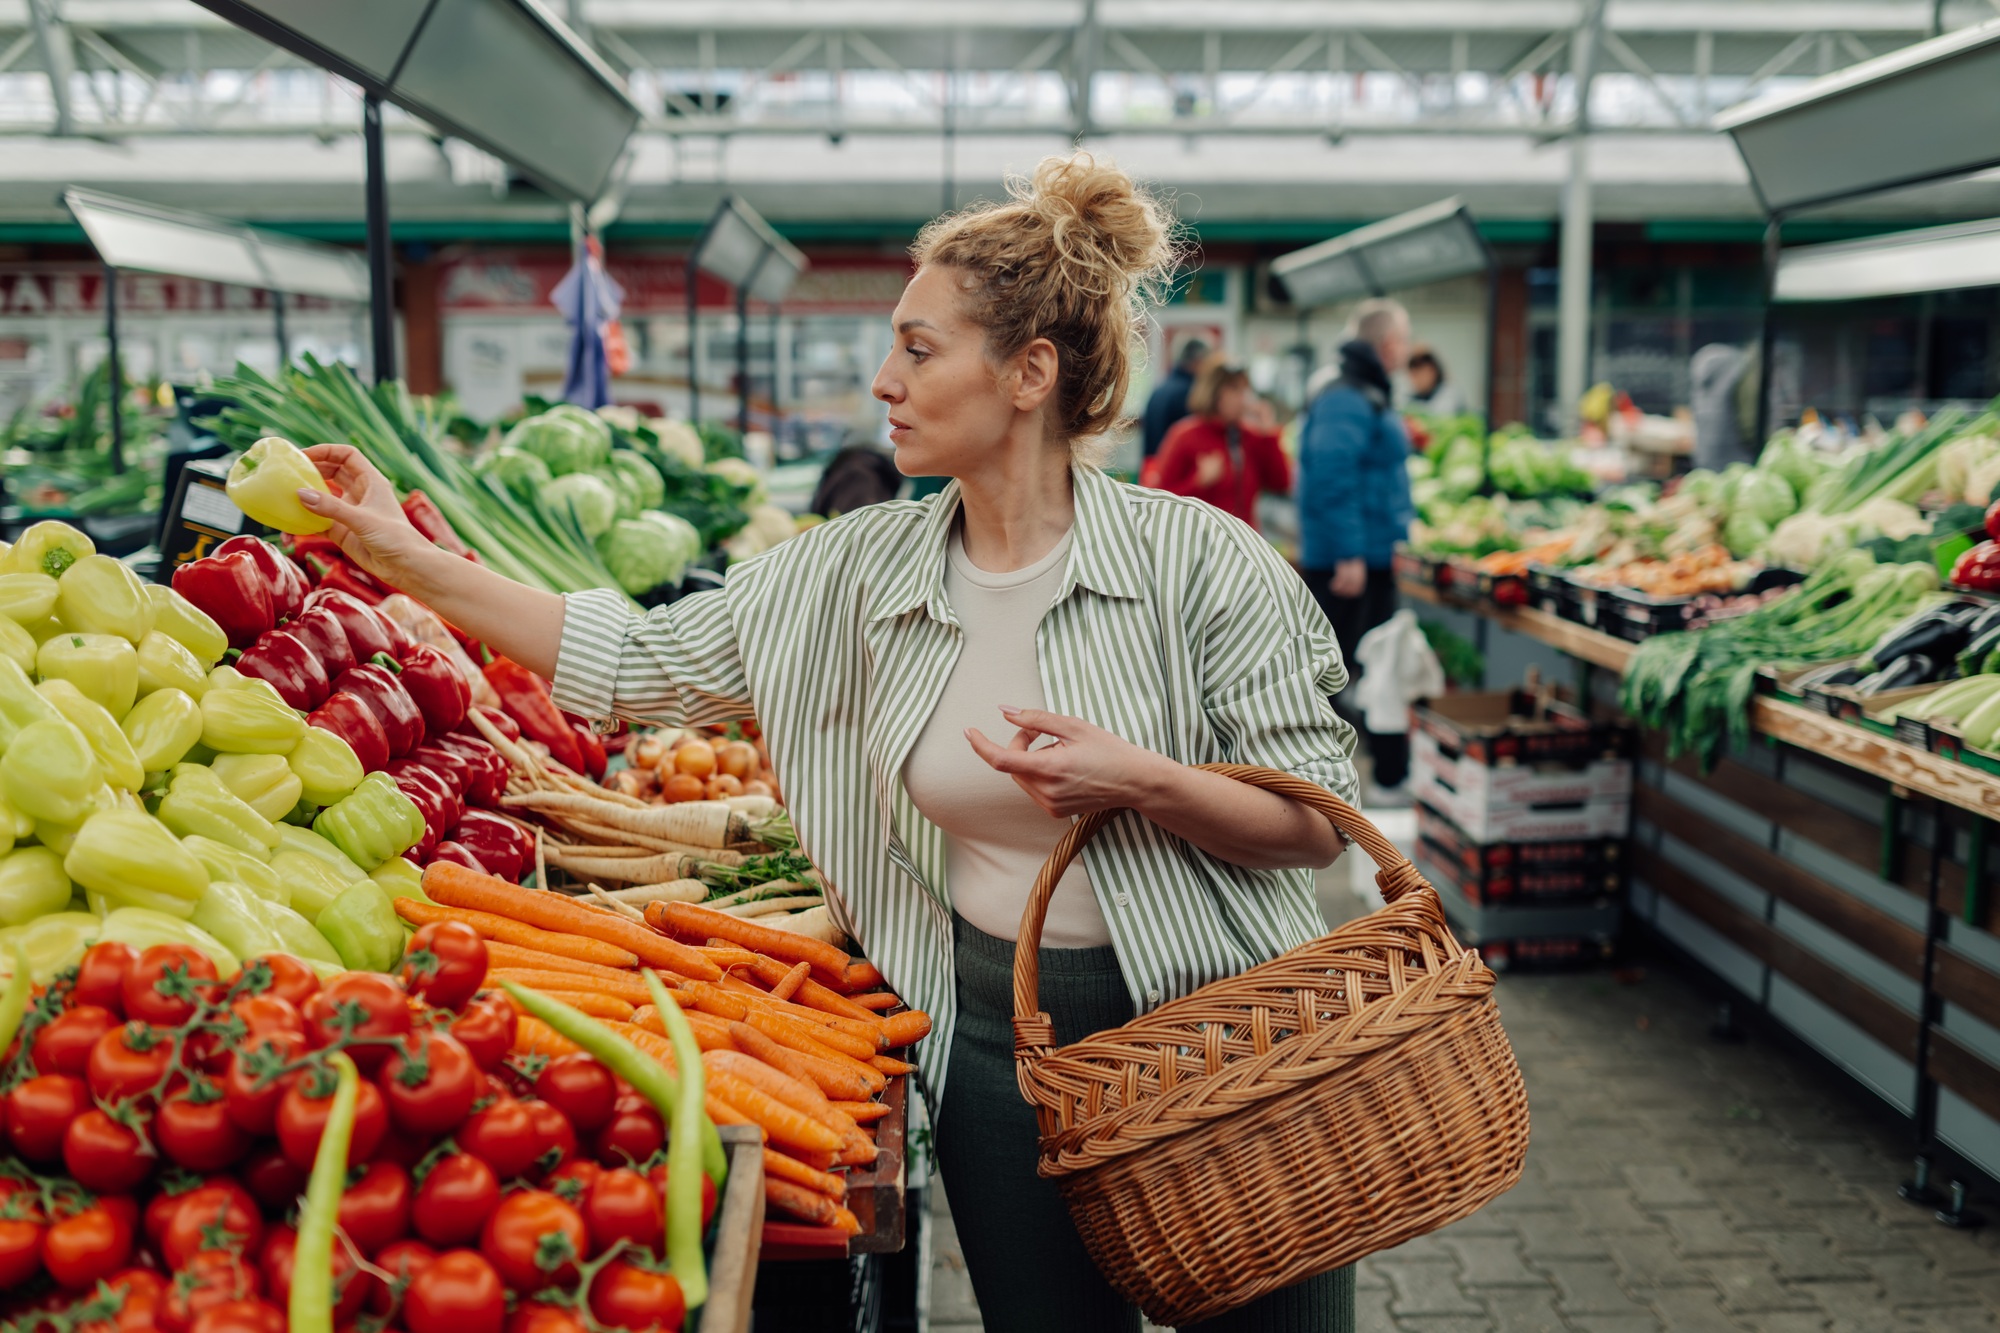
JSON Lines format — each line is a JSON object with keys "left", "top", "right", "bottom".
{"left": 552, "top": 463, "right": 1359, "bottom": 1102}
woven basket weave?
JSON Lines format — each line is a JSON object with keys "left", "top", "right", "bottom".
{"left": 1010, "top": 764, "right": 1530, "bottom": 1326}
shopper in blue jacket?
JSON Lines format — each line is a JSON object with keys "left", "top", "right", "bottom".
{"left": 1298, "top": 298, "right": 1416, "bottom": 801}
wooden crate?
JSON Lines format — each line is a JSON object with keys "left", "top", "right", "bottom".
{"left": 698, "top": 1124, "right": 768, "bottom": 1333}
{"left": 760, "top": 1074, "right": 911, "bottom": 1262}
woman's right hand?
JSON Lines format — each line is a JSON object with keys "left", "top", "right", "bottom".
{"left": 298, "top": 445, "right": 433, "bottom": 590}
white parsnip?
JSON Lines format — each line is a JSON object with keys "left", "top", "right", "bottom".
{"left": 503, "top": 791, "right": 746, "bottom": 848}
{"left": 544, "top": 847, "right": 708, "bottom": 884}
{"left": 725, "top": 896, "right": 824, "bottom": 918}
{"left": 756, "top": 905, "right": 845, "bottom": 945}
{"left": 597, "top": 879, "right": 709, "bottom": 907}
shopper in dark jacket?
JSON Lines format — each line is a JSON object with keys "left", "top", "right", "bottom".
{"left": 1138, "top": 337, "right": 1209, "bottom": 458}
{"left": 1298, "top": 299, "right": 1416, "bottom": 800}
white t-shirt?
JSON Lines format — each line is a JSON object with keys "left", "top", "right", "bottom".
{"left": 902, "top": 526, "right": 1112, "bottom": 948}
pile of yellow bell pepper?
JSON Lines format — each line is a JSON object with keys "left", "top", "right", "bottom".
{"left": 0, "top": 520, "right": 432, "bottom": 985}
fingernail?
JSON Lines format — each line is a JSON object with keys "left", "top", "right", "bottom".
{"left": 999, "top": 705, "right": 1022, "bottom": 716}
{"left": 297, "top": 489, "right": 319, "bottom": 504}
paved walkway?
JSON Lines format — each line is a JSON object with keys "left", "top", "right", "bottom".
{"left": 928, "top": 864, "right": 2000, "bottom": 1330}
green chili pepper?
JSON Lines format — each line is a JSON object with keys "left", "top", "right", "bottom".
{"left": 291, "top": 1050, "right": 359, "bottom": 1333}
{"left": 647, "top": 967, "right": 711, "bottom": 1310}
{"left": 0, "top": 943, "right": 33, "bottom": 1058}
{"left": 500, "top": 981, "right": 728, "bottom": 1185}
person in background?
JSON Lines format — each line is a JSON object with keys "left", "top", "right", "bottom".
{"left": 1690, "top": 342, "right": 1761, "bottom": 470}
{"left": 1154, "top": 357, "right": 1291, "bottom": 529}
{"left": 1405, "top": 344, "right": 1466, "bottom": 417}
{"left": 1139, "top": 336, "right": 1210, "bottom": 458}
{"left": 1298, "top": 298, "right": 1417, "bottom": 805}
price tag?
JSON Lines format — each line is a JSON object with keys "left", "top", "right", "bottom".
{"left": 157, "top": 455, "right": 266, "bottom": 579}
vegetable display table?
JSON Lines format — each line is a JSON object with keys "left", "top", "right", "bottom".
{"left": 700, "top": 1124, "right": 768, "bottom": 1333}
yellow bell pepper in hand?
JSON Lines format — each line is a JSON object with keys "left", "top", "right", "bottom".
{"left": 1, "top": 719, "right": 101, "bottom": 825}
{"left": 157, "top": 763, "right": 280, "bottom": 857}
{"left": 200, "top": 685, "right": 304, "bottom": 755}
{"left": 226, "top": 436, "right": 334, "bottom": 535}
{"left": 136, "top": 632, "right": 209, "bottom": 700}
{"left": 55, "top": 555, "right": 156, "bottom": 644}
{"left": 122, "top": 688, "right": 205, "bottom": 774}
{"left": 38, "top": 633, "right": 139, "bottom": 717}
{"left": 1, "top": 521, "right": 93, "bottom": 580}
{"left": 67, "top": 807, "right": 211, "bottom": 919}
{"left": 289, "top": 727, "right": 364, "bottom": 808}
{"left": 208, "top": 753, "right": 304, "bottom": 823}
{"left": 0, "top": 573, "right": 58, "bottom": 625}
{"left": 145, "top": 585, "right": 228, "bottom": 669}
{"left": 35, "top": 680, "right": 145, "bottom": 791}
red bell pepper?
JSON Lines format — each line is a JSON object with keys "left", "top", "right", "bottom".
{"left": 402, "top": 491, "right": 471, "bottom": 556}
{"left": 305, "top": 590, "right": 394, "bottom": 663}
{"left": 285, "top": 605, "right": 357, "bottom": 683}
{"left": 429, "top": 734, "right": 507, "bottom": 807}
{"left": 398, "top": 644, "right": 471, "bottom": 742}
{"left": 482, "top": 654, "right": 585, "bottom": 773}
{"left": 307, "top": 693, "right": 391, "bottom": 774}
{"left": 216, "top": 535, "right": 306, "bottom": 623}
{"left": 384, "top": 760, "right": 463, "bottom": 863}
{"left": 566, "top": 718, "right": 607, "bottom": 781}
{"left": 1987, "top": 498, "right": 2000, "bottom": 542}
{"left": 1953, "top": 541, "right": 2000, "bottom": 592}
{"left": 234, "top": 629, "right": 331, "bottom": 711}
{"left": 426, "top": 841, "right": 487, "bottom": 876}
{"left": 462, "top": 705, "right": 519, "bottom": 744}
{"left": 330, "top": 659, "right": 424, "bottom": 759}
{"left": 408, "top": 743, "right": 470, "bottom": 797}
{"left": 172, "top": 548, "right": 276, "bottom": 650}
{"left": 450, "top": 810, "right": 533, "bottom": 883}
{"left": 299, "top": 549, "right": 391, "bottom": 606}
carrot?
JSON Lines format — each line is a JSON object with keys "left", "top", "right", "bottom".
{"left": 504, "top": 989, "right": 635, "bottom": 1022}
{"left": 605, "top": 1019, "right": 750, "bottom": 1136}
{"left": 768, "top": 961, "right": 811, "bottom": 1002}
{"left": 881, "top": 1011, "right": 932, "bottom": 1049}
{"left": 834, "top": 961, "right": 884, "bottom": 993}
{"left": 726, "top": 1021, "right": 875, "bottom": 1102}
{"left": 763, "top": 1149, "right": 847, "bottom": 1199}
{"left": 830, "top": 1206, "right": 862, "bottom": 1236}
{"left": 512, "top": 1015, "right": 581, "bottom": 1058}
{"left": 699, "top": 945, "right": 766, "bottom": 973}
{"left": 707, "top": 1096, "right": 762, "bottom": 1135}
{"left": 703, "top": 1051, "right": 858, "bottom": 1138}
{"left": 424, "top": 862, "right": 721, "bottom": 980}
{"left": 869, "top": 1055, "right": 915, "bottom": 1076}
{"left": 393, "top": 897, "right": 639, "bottom": 968}
{"left": 490, "top": 968, "right": 660, "bottom": 1008}
{"left": 705, "top": 1070, "right": 844, "bottom": 1153}
{"left": 720, "top": 985, "right": 885, "bottom": 1050}
{"left": 785, "top": 1145, "right": 836, "bottom": 1172}
{"left": 746, "top": 956, "right": 883, "bottom": 1024}
{"left": 627, "top": 1007, "right": 738, "bottom": 1053}
{"left": 765, "top": 1178, "right": 838, "bottom": 1228}
{"left": 745, "top": 1006, "right": 880, "bottom": 1063}
{"left": 483, "top": 942, "right": 644, "bottom": 985}
{"left": 850, "top": 993, "right": 901, "bottom": 1011}
{"left": 647, "top": 901, "right": 851, "bottom": 976}
{"left": 833, "top": 1101, "right": 890, "bottom": 1124}
{"left": 742, "top": 1013, "right": 888, "bottom": 1095}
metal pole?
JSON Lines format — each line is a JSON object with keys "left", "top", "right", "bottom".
{"left": 1555, "top": 0, "right": 1607, "bottom": 434}
{"left": 272, "top": 289, "right": 289, "bottom": 370}
{"left": 1484, "top": 260, "right": 1502, "bottom": 427}
{"left": 736, "top": 281, "right": 751, "bottom": 437}
{"left": 363, "top": 92, "right": 395, "bottom": 385}
{"left": 103, "top": 264, "right": 124, "bottom": 475}
{"left": 1755, "top": 217, "right": 1781, "bottom": 443}
{"left": 686, "top": 255, "right": 700, "bottom": 424}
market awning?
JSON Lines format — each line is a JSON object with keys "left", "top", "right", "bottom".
{"left": 1772, "top": 215, "right": 2000, "bottom": 303}
{"left": 63, "top": 188, "right": 370, "bottom": 302}
{"left": 1269, "top": 196, "right": 1490, "bottom": 308}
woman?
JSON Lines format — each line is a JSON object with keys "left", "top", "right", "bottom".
{"left": 299, "top": 153, "right": 1359, "bottom": 1333}
{"left": 1404, "top": 343, "right": 1465, "bottom": 417}
{"left": 1152, "top": 356, "right": 1291, "bottom": 528}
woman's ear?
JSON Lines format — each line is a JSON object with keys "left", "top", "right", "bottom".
{"left": 1010, "top": 338, "right": 1060, "bottom": 414}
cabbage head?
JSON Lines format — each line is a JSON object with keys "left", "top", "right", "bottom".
{"left": 1732, "top": 469, "right": 1797, "bottom": 527}
{"left": 541, "top": 472, "right": 619, "bottom": 541}
{"left": 597, "top": 517, "right": 690, "bottom": 594}
{"left": 504, "top": 409, "right": 611, "bottom": 477}
{"left": 1723, "top": 508, "right": 1772, "bottom": 558}
{"left": 705, "top": 456, "right": 767, "bottom": 507}
{"left": 649, "top": 420, "right": 706, "bottom": 471}
{"left": 473, "top": 448, "right": 552, "bottom": 504}
{"left": 639, "top": 510, "right": 703, "bottom": 571}
{"left": 601, "top": 452, "right": 665, "bottom": 520}
{"left": 1676, "top": 468, "right": 1721, "bottom": 510}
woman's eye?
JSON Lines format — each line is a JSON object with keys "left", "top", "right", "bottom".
{"left": 907, "top": 345, "right": 929, "bottom": 362}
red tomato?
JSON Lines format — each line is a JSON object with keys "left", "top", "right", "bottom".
{"left": 229, "top": 994, "right": 305, "bottom": 1044}
{"left": 534, "top": 1054, "right": 617, "bottom": 1135}
{"left": 649, "top": 1162, "right": 718, "bottom": 1232}
{"left": 87, "top": 1025, "right": 175, "bottom": 1104}
{"left": 588, "top": 1259, "right": 686, "bottom": 1333}
{"left": 544, "top": 1158, "right": 602, "bottom": 1207}
{"left": 0, "top": 1214, "right": 41, "bottom": 1287}
{"left": 583, "top": 1168, "right": 662, "bottom": 1257}
{"left": 366, "top": 1237, "right": 438, "bottom": 1317}
{"left": 336, "top": 1160, "right": 412, "bottom": 1257}
{"left": 238, "top": 1147, "right": 309, "bottom": 1215}
{"left": 525, "top": 1098, "right": 577, "bottom": 1174}
{"left": 404, "top": 1249, "right": 506, "bottom": 1333}
{"left": 156, "top": 1091, "right": 254, "bottom": 1173}
{"left": 506, "top": 1303, "right": 589, "bottom": 1333}
{"left": 459, "top": 1096, "right": 542, "bottom": 1180}
{"left": 398, "top": 921, "right": 489, "bottom": 1012}
{"left": 145, "top": 1181, "right": 202, "bottom": 1250}
{"left": 98, "top": 1267, "right": 169, "bottom": 1333}
{"left": 121, "top": 943, "right": 219, "bottom": 1026}
{"left": 222, "top": 1034, "right": 305, "bottom": 1136}
{"left": 411, "top": 1154, "right": 500, "bottom": 1248}
{"left": 72, "top": 941, "right": 137, "bottom": 1015}
{"left": 160, "top": 1249, "right": 261, "bottom": 1333}
{"left": 63, "top": 1109, "right": 154, "bottom": 1194}
{"left": 303, "top": 973, "right": 412, "bottom": 1071}
{"left": 31, "top": 1004, "right": 119, "bottom": 1077}
{"left": 592, "top": 1095, "right": 664, "bottom": 1169}
{"left": 480, "top": 1190, "right": 587, "bottom": 1290}
{"left": 239, "top": 953, "right": 320, "bottom": 1008}
{"left": 380, "top": 1031, "right": 480, "bottom": 1138}
{"left": 42, "top": 1201, "right": 135, "bottom": 1290}
{"left": 450, "top": 993, "right": 516, "bottom": 1071}
{"left": 276, "top": 1074, "right": 388, "bottom": 1170}
{"left": 6, "top": 1072, "right": 91, "bottom": 1161}
{"left": 259, "top": 1225, "right": 366, "bottom": 1324}
{"left": 188, "top": 1299, "right": 287, "bottom": 1333}
{"left": 161, "top": 1184, "right": 264, "bottom": 1270}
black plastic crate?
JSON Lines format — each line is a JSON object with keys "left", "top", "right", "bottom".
{"left": 1417, "top": 802, "right": 1625, "bottom": 906}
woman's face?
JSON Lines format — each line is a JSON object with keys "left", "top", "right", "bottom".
{"left": 1212, "top": 380, "right": 1247, "bottom": 423}
{"left": 872, "top": 264, "right": 1028, "bottom": 478}
{"left": 1409, "top": 361, "right": 1439, "bottom": 396}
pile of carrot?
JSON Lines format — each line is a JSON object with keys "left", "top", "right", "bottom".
{"left": 415, "top": 861, "right": 931, "bottom": 1238}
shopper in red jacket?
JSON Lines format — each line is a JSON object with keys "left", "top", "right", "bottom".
{"left": 1152, "top": 356, "right": 1291, "bottom": 527}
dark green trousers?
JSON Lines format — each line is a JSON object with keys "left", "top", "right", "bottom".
{"left": 934, "top": 915, "right": 1356, "bottom": 1333}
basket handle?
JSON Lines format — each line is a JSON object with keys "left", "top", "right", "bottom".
{"left": 1010, "top": 763, "right": 1425, "bottom": 1047}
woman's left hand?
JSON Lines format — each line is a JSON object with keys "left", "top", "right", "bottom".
{"left": 965, "top": 706, "right": 1171, "bottom": 820}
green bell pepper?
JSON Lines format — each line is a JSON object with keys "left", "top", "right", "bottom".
{"left": 288, "top": 728, "right": 364, "bottom": 808}
{"left": 157, "top": 763, "right": 280, "bottom": 857}
{"left": 122, "top": 688, "right": 205, "bottom": 774}
{"left": 368, "top": 855, "right": 431, "bottom": 906}
{"left": 0, "top": 617, "right": 34, "bottom": 677}
{"left": 36, "top": 679, "right": 145, "bottom": 792}
{"left": 255, "top": 896, "right": 344, "bottom": 972}
{"left": 97, "top": 906, "right": 239, "bottom": 977}
{"left": 272, "top": 824, "right": 368, "bottom": 923}
{"left": 2, "top": 521, "right": 93, "bottom": 581}
{"left": 146, "top": 585, "right": 229, "bottom": 669}
{"left": 208, "top": 753, "right": 304, "bottom": 824}
{"left": 315, "top": 879, "right": 403, "bottom": 972}
{"left": 313, "top": 772, "right": 426, "bottom": 873}
{"left": 200, "top": 685, "right": 305, "bottom": 755}
{"left": 0, "top": 656, "right": 62, "bottom": 750}
{"left": 2, "top": 719, "right": 102, "bottom": 825}
{"left": 38, "top": 633, "right": 139, "bottom": 717}
{"left": 0, "top": 573, "right": 59, "bottom": 626}
{"left": 135, "top": 632, "right": 209, "bottom": 700}
{"left": 191, "top": 879, "right": 287, "bottom": 967}
{"left": 0, "top": 911, "right": 101, "bottom": 985}
{"left": 182, "top": 834, "right": 288, "bottom": 907}
{"left": 55, "top": 555, "right": 155, "bottom": 645}
{"left": 0, "top": 846, "right": 72, "bottom": 927}
{"left": 66, "top": 807, "right": 210, "bottom": 919}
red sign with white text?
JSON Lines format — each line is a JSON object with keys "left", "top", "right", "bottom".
{"left": 438, "top": 249, "right": 911, "bottom": 316}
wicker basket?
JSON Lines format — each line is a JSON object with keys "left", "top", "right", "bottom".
{"left": 1010, "top": 764, "right": 1530, "bottom": 1326}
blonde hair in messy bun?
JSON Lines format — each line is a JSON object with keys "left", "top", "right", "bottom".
{"left": 912, "top": 152, "right": 1179, "bottom": 453}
